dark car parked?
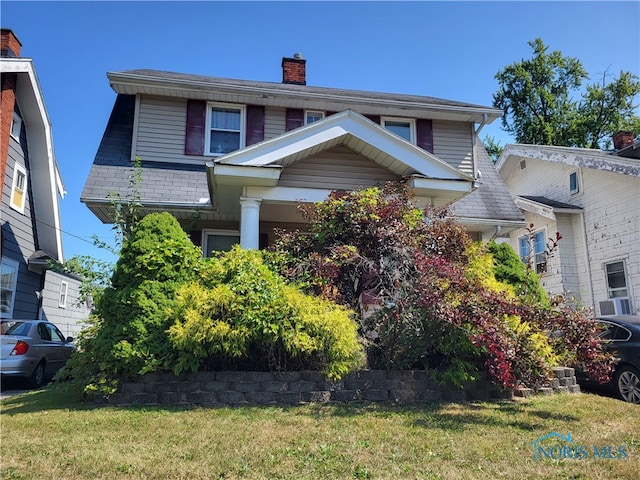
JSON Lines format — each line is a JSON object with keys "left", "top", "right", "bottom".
{"left": 0, "top": 320, "right": 74, "bottom": 388}
{"left": 576, "top": 315, "right": 640, "bottom": 404}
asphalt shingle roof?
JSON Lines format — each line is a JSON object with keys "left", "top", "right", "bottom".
{"left": 450, "top": 141, "right": 524, "bottom": 222}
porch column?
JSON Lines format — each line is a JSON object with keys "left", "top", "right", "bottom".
{"left": 239, "top": 197, "right": 262, "bottom": 249}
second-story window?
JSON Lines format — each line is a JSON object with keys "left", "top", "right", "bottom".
{"left": 382, "top": 117, "right": 415, "bottom": 143}
{"left": 59, "top": 281, "right": 68, "bottom": 308}
{"left": 206, "top": 103, "right": 246, "bottom": 155}
{"left": 569, "top": 171, "right": 580, "bottom": 195}
{"left": 10, "top": 163, "right": 27, "bottom": 213}
{"left": 518, "top": 230, "right": 547, "bottom": 274}
{"left": 305, "top": 110, "right": 324, "bottom": 124}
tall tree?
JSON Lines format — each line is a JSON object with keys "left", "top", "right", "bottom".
{"left": 493, "top": 38, "right": 640, "bottom": 149}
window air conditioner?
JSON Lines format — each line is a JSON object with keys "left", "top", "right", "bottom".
{"left": 599, "top": 298, "right": 632, "bottom": 316}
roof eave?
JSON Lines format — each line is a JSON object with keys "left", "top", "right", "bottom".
{"left": 2, "top": 58, "right": 64, "bottom": 262}
{"left": 107, "top": 71, "right": 503, "bottom": 124}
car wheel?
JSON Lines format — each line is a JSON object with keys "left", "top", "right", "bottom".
{"left": 615, "top": 365, "right": 640, "bottom": 404}
{"left": 28, "top": 361, "right": 45, "bottom": 389}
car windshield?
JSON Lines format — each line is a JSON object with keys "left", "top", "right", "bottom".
{"left": 4, "top": 321, "right": 31, "bottom": 336}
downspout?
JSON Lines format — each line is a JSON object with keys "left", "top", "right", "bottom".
{"left": 579, "top": 211, "right": 596, "bottom": 312}
{"left": 474, "top": 113, "right": 488, "bottom": 136}
{"left": 490, "top": 224, "right": 502, "bottom": 241}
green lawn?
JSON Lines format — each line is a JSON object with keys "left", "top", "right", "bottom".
{"left": 1, "top": 386, "right": 638, "bottom": 479}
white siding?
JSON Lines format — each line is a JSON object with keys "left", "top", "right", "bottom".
{"left": 135, "top": 96, "right": 191, "bottom": 164}
{"left": 265, "top": 106, "right": 286, "bottom": 140}
{"left": 504, "top": 158, "right": 640, "bottom": 314}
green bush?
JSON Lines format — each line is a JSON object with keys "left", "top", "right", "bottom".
{"left": 167, "top": 246, "right": 364, "bottom": 380}
{"left": 486, "top": 241, "right": 549, "bottom": 306}
{"left": 61, "top": 213, "right": 202, "bottom": 396}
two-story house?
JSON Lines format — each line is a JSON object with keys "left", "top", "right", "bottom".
{"left": 81, "top": 54, "right": 524, "bottom": 258}
{"left": 1, "top": 29, "right": 89, "bottom": 337}
{"left": 496, "top": 133, "right": 640, "bottom": 316}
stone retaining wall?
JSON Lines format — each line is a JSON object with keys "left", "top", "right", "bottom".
{"left": 514, "top": 367, "right": 581, "bottom": 398}
{"left": 104, "top": 367, "right": 579, "bottom": 407}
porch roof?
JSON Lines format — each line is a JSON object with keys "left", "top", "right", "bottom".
{"left": 206, "top": 110, "right": 474, "bottom": 211}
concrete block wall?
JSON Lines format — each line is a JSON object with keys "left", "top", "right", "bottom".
{"left": 101, "top": 368, "right": 578, "bottom": 407}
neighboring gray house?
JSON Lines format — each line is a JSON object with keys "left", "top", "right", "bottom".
{"left": 81, "top": 55, "right": 524, "bottom": 256}
{"left": 1, "top": 29, "right": 89, "bottom": 336}
{"left": 496, "top": 132, "right": 640, "bottom": 316}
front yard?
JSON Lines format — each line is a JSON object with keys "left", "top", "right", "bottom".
{"left": 0, "top": 386, "right": 638, "bottom": 479}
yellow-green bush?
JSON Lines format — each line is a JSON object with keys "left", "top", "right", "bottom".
{"left": 167, "top": 246, "right": 364, "bottom": 379}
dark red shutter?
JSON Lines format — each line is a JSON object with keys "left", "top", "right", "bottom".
{"left": 285, "top": 108, "right": 304, "bottom": 131}
{"left": 416, "top": 119, "right": 434, "bottom": 153}
{"left": 364, "top": 114, "right": 380, "bottom": 124}
{"left": 185, "top": 100, "right": 206, "bottom": 155}
{"left": 189, "top": 230, "right": 202, "bottom": 247}
{"left": 325, "top": 111, "right": 338, "bottom": 117}
{"left": 245, "top": 105, "right": 265, "bottom": 146}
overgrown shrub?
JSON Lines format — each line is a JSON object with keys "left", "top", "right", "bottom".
{"left": 271, "top": 181, "right": 613, "bottom": 388}
{"left": 60, "top": 213, "right": 203, "bottom": 395}
{"left": 62, "top": 215, "right": 364, "bottom": 397}
{"left": 167, "top": 247, "right": 364, "bottom": 380}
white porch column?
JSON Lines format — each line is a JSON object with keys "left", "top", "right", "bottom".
{"left": 239, "top": 197, "right": 262, "bottom": 249}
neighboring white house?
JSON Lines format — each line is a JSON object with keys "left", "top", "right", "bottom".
{"left": 496, "top": 134, "right": 640, "bottom": 316}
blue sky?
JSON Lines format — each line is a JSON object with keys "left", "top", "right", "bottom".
{"left": 2, "top": 1, "right": 639, "bottom": 264}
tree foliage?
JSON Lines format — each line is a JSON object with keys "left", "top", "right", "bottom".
{"left": 493, "top": 38, "right": 640, "bottom": 149}
{"left": 482, "top": 135, "right": 504, "bottom": 163}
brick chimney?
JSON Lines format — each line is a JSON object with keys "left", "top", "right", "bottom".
{"left": 1, "top": 28, "right": 22, "bottom": 58}
{"left": 613, "top": 130, "right": 634, "bottom": 150}
{"left": 1, "top": 29, "right": 22, "bottom": 194}
{"left": 282, "top": 53, "right": 306, "bottom": 85}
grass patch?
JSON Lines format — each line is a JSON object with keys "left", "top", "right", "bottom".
{"left": 1, "top": 386, "right": 638, "bottom": 479}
